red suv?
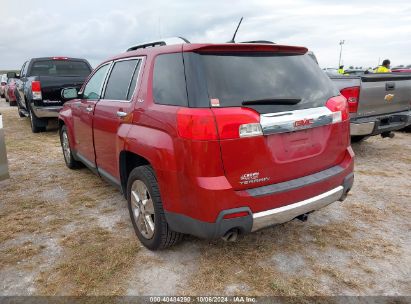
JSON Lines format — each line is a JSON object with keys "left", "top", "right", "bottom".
{"left": 58, "top": 39, "right": 354, "bottom": 250}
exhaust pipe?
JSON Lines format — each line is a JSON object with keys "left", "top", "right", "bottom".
{"left": 296, "top": 213, "right": 309, "bottom": 222}
{"left": 221, "top": 229, "right": 239, "bottom": 242}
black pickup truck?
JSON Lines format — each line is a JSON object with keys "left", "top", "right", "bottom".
{"left": 9, "top": 57, "right": 92, "bottom": 132}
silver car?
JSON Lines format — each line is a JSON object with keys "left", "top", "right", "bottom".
{"left": 0, "top": 113, "right": 9, "bottom": 181}
{"left": 0, "top": 74, "right": 7, "bottom": 98}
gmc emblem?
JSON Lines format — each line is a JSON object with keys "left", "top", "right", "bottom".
{"left": 294, "top": 118, "right": 314, "bottom": 128}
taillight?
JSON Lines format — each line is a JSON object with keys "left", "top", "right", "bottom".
{"left": 31, "top": 81, "right": 42, "bottom": 100}
{"left": 176, "top": 107, "right": 263, "bottom": 140}
{"left": 340, "top": 86, "right": 360, "bottom": 113}
{"left": 52, "top": 57, "right": 68, "bottom": 60}
{"left": 177, "top": 108, "right": 218, "bottom": 140}
{"left": 212, "top": 107, "right": 262, "bottom": 139}
{"left": 326, "top": 95, "right": 349, "bottom": 122}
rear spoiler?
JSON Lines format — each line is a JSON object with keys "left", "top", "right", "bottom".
{"left": 183, "top": 43, "right": 308, "bottom": 54}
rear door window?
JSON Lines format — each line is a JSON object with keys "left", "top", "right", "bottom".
{"left": 103, "top": 59, "right": 140, "bottom": 101}
{"left": 153, "top": 53, "right": 188, "bottom": 106}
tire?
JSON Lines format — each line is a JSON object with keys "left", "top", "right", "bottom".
{"left": 17, "top": 102, "right": 26, "bottom": 117}
{"left": 9, "top": 100, "right": 17, "bottom": 107}
{"left": 127, "top": 165, "right": 183, "bottom": 250}
{"left": 18, "top": 108, "right": 25, "bottom": 117}
{"left": 59, "top": 125, "right": 81, "bottom": 169}
{"left": 401, "top": 125, "right": 411, "bottom": 132}
{"left": 351, "top": 135, "right": 367, "bottom": 143}
{"left": 29, "top": 105, "right": 46, "bottom": 133}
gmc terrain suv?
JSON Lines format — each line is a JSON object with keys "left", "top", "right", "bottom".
{"left": 58, "top": 38, "right": 354, "bottom": 250}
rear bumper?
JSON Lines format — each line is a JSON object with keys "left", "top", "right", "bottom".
{"left": 31, "top": 104, "right": 63, "bottom": 118}
{"left": 252, "top": 186, "right": 344, "bottom": 231}
{"left": 165, "top": 170, "right": 354, "bottom": 239}
{"left": 350, "top": 110, "right": 411, "bottom": 136}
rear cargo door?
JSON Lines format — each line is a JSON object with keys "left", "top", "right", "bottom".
{"left": 190, "top": 52, "right": 349, "bottom": 191}
{"left": 357, "top": 74, "right": 411, "bottom": 117}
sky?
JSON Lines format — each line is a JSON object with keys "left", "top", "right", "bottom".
{"left": 1, "top": 0, "right": 410, "bottom": 70}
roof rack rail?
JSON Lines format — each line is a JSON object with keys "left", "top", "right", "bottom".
{"left": 126, "top": 37, "right": 190, "bottom": 52}
{"left": 240, "top": 40, "right": 275, "bottom": 44}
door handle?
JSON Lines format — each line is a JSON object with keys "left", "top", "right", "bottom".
{"left": 386, "top": 82, "right": 395, "bottom": 91}
{"left": 85, "top": 106, "right": 93, "bottom": 113}
{"left": 116, "top": 111, "right": 127, "bottom": 118}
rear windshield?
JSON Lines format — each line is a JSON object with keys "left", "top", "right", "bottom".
{"left": 184, "top": 52, "right": 339, "bottom": 112}
{"left": 30, "top": 60, "right": 91, "bottom": 77}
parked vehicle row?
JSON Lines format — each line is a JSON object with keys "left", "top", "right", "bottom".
{"left": 7, "top": 57, "right": 92, "bottom": 132}
{"left": 3, "top": 38, "right": 410, "bottom": 251}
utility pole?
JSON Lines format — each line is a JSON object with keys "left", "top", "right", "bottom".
{"left": 338, "top": 40, "right": 345, "bottom": 67}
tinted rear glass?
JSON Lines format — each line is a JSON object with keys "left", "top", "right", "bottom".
{"left": 184, "top": 52, "right": 339, "bottom": 113}
{"left": 30, "top": 60, "right": 91, "bottom": 77}
{"left": 203, "top": 53, "right": 337, "bottom": 106}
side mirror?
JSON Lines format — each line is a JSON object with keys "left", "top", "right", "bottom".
{"left": 61, "top": 88, "right": 78, "bottom": 100}
{"left": 7, "top": 72, "right": 18, "bottom": 79}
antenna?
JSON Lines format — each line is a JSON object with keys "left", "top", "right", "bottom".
{"left": 229, "top": 17, "right": 243, "bottom": 43}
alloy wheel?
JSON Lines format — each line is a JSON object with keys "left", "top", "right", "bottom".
{"left": 62, "top": 131, "right": 71, "bottom": 164}
{"left": 130, "top": 180, "right": 155, "bottom": 239}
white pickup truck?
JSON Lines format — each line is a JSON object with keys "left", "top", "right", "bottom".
{"left": 328, "top": 73, "right": 411, "bottom": 142}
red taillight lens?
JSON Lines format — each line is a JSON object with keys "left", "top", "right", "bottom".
{"left": 326, "top": 95, "right": 349, "bottom": 122}
{"left": 212, "top": 107, "right": 262, "bottom": 139}
{"left": 177, "top": 108, "right": 218, "bottom": 140}
{"left": 176, "top": 107, "right": 263, "bottom": 140}
{"left": 340, "top": 86, "right": 360, "bottom": 113}
{"left": 52, "top": 57, "right": 68, "bottom": 60}
{"left": 32, "top": 81, "right": 41, "bottom": 92}
{"left": 31, "top": 81, "right": 42, "bottom": 100}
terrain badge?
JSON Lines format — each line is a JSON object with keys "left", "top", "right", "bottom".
{"left": 384, "top": 94, "right": 394, "bottom": 103}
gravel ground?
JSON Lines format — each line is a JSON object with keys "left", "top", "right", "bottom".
{"left": 0, "top": 98, "right": 410, "bottom": 296}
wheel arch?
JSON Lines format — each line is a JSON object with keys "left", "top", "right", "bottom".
{"left": 58, "top": 118, "right": 65, "bottom": 129}
{"left": 119, "top": 151, "right": 151, "bottom": 196}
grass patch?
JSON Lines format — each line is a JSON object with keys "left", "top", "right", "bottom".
{"left": 0, "top": 241, "right": 43, "bottom": 267}
{"left": 36, "top": 227, "right": 139, "bottom": 295}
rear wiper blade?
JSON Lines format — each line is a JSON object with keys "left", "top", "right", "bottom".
{"left": 242, "top": 98, "right": 301, "bottom": 106}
